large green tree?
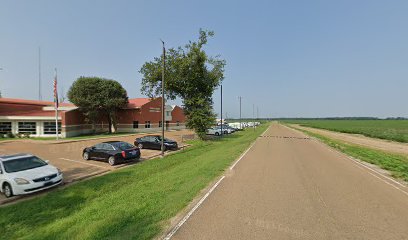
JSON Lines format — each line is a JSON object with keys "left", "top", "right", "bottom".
{"left": 67, "top": 77, "right": 128, "bottom": 133}
{"left": 140, "top": 29, "right": 226, "bottom": 138}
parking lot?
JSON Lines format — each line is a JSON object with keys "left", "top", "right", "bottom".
{"left": 0, "top": 129, "right": 194, "bottom": 204}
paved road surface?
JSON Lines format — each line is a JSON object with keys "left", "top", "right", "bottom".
{"left": 172, "top": 123, "right": 408, "bottom": 240}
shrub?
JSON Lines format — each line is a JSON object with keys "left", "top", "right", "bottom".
{"left": 6, "top": 132, "right": 15, "bottom": 138}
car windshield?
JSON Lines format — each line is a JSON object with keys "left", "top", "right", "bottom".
{"left": 113, "top": 142, "right": 134, "bottom": 150}
{"left": 3, "top": 156, "right": 47, "bottom": 173}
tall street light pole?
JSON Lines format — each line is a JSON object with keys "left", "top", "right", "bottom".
{"left": 253, "top": 104, "right": 255, "bottom": 131}
{"left": 238, "top": 96, "right": 242, "bottom": 129}
{"left": 161, "top": 40, "right": 166, "bottom": 156}
{"left": 220, "top": 84, "right": 223, "bottom": 137}
{"left": 38, "top": 47, "right": 42, "bottom": 100}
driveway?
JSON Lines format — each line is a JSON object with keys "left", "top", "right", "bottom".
{"left": 0, "top": 129, "right": 194, "bottom": 204}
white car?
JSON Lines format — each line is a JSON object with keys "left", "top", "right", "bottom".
{"left": 0, "top": 154, "right": 63, "bottom": 198}
{"left": 215, "top": 126, "right": 232, "bottom": 134}
{"left": 206, "top": 127, "right": 222, "bottom": 136}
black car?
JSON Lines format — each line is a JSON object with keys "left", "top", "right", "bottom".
{"left": 134, "top": 135, "right": 178, "bottom": 151}
{"left": 82, "top": 141, "right": 140, "bottom": 166}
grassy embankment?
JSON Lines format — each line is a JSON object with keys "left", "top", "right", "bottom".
{"left": 0, "top": 123, "right": 268, "bottom": 240}
{"left": 293, "top": 127, "right": 408, "bottom": 182}
{"left": 283, "top": 119, "right": 408, "bottom": 143}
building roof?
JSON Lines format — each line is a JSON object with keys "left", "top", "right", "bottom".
{"left": 0, "top": 98, "right": 75, "bottom": 107}
{"left": 0, "top": 110, "right": 57, "bottom": 117}
{"left": 126, "top": 98, "right": 154, "bottom": 108}
{"left": 1, "top": 97, "right": 154, "bottom": 109}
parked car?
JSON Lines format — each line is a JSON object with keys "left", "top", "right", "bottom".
{"left": 207, "top": 127, "right": 222, "bottom": 136}
{"left": 215, "top": 126, "right": 232, "bottom": 134}
{"left": 82, "top": 141, "right": 140, "bottom": 166}
{"left": 0, "top": 154, "right": 63, "bottom": 198}
{"left": 222, "top": 125, "right": 236, "bottom": 133}
{"left": 228, "top": 122, "right": 243, "bottom": 131}
{"left": 134, "top": 135, "right": 178, "bottom": 150}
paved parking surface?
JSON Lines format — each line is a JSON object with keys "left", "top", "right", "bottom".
{"left": 0, "top": 129, "right": 194, "bottom": 204}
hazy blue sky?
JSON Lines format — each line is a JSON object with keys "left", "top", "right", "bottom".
{"left": 1, "top": 0, "right": 407, "bottom": 118}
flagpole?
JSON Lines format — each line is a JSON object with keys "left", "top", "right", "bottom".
{"left": 54, "top": 68, "right": 59, "bottom": 140}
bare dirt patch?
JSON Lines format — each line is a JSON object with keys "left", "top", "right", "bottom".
{"left": 291, "top": 124, "right": 408, "bottom": 156}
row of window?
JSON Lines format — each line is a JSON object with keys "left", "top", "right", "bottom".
{"left": 132, "top": 121, "right": 180, "bottom": 129}
{"left": 0, "top": 122, "right": 61, "bottom": 135}
{"left": 0, "top": 121, "right": 182, "bottom": 134}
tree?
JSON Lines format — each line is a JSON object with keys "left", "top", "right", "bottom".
{"left": 67, "top": 77, "right": 128, "bottom": 133}
{"left": 140, "top": 29, "right": 226, "bottom": 139}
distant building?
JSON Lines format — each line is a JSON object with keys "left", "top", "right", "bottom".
{"left": 0, "top": 97, "right": 186, "bottom": 138}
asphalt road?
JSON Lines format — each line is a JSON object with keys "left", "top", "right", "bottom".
{"left": 171, "top": 123, "right": 408, "bottom": 240}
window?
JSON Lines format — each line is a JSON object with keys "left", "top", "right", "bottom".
{"left": 94, "top": 143, "right": 104, "bottom": 149}
{"left": 133, "top": 121, "right": 139, "bottom": 129}
{"left": 176, "top": 121, "right": 180, "bottom": 126}
{"left": 102, "top": 143, "right": 115, "bottom": 151}
{"left": 166, "top": 111, "right": 171, "bottom": 117}
{"left": 18, "top": 122, "right": 36, "bottom": 134}
{"left": 159, "top": 121, "right": 162, "bottom": 127}
{"left": 0, "top": 122, "right": 12, "bottom": 134}
{"left": 43, "top": 122, "right": 61, "bottom": 134}
{"left": 145, "top": 121, "right": 151, "bottom": 128}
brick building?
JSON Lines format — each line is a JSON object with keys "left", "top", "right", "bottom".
{"left": 0, "top": 97, "right": 186, "bottom": 138}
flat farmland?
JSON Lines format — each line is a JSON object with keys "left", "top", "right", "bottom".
{"left": 282, "top": 120, "right": 408, "bottom": 143}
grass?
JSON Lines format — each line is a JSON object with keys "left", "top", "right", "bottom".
{"left": 282, "top": 119, "right": 408, "bottom": 143}
{"left": 295, "top": 127, "right": 408, "bottom": 182}
{"left": 0, "top": 123, "right": 269, "bottom": 240}
{"left": 0, "top": 138, "right": 16, "bottom": 141}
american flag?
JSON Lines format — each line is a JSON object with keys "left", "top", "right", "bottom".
{"left": 54, "top": 68, "right": 58, "bottom": 109}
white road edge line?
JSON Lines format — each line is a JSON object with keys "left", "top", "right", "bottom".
{"left": 230, "top": 125, "right": 271, "bottom": 170}
{"left": 164, "top": 125, "right": 271, "bottom": 240}
{"left": 309, "top": 135, "right": 408, "bottom": 190}
{"left": 163, "top": 175, "right": 226, "bottom": 240}
{"left": 59, "top": 158, "right": 110, "bottom": 169}
{"left": 284, "top": 125, "right": 407, "bottom": 187}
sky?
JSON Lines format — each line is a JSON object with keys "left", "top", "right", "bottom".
{"left": 0, "top": 0, "right": 407, "bottom": 118}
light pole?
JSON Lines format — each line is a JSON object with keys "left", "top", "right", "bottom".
{"left": 160, "top": 40, "right": 165, "bottom": 156}
{"left": 253, "top": 104, "right": 255, "bottom": 131}
{"left": 0, "top": 68, "right": 3, "bottom": 97}
{"left": 220, "top": 84, "right": 223, "bottom": 137}
{"left": 238, "top": 96, "right": 242, "bottom": 129}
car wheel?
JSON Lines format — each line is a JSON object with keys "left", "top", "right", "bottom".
{"left": 83, "top": 152, "right": 90, "bottom": 160}
{"left": 215, "top": 132, "right": 220, "bottom": 136}
{"left": 138, "top": 143, "right": 143, "bottom": 149}
{"left": 108, "top": 156, "right": 116, "bottom": 166}
{"left": 3, "top": 183, "right": 13, "bottom": 198}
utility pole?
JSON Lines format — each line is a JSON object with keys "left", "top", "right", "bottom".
{"left": 257, "top": 106, "right": 259, "bottom": 120}
{"left": 38, "top": 47, "right": 42, "bottom": 100}
{"left": 0, "top": 68, "right": 3, "bottom": 98}
{"left": 238, "top": 96, "right": 242, "bottom": 129}
{"left": 253, "top": 104, "right": 255, "bottom": 131}
{"left": 161, "top": 40, "right": 165, "bottom": 156}
{"left": 220, "top": 84, "right": 223, "bottom": 137}
{"left": 54, "top": 68, "right": 59, "bottom": 140}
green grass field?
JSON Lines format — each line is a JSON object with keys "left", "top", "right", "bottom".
{"left": 296, "top": 128, "right": 408, "bottom": 182}
{"left": 282, "top": 119, "right": 408, "bottom": 143}
{"left": 0, "top": 123, "right": 268, "bottom": 240}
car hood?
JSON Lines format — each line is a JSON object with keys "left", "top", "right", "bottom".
{"left": 9, "top": 165, "right": 59, "bottom": 180}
